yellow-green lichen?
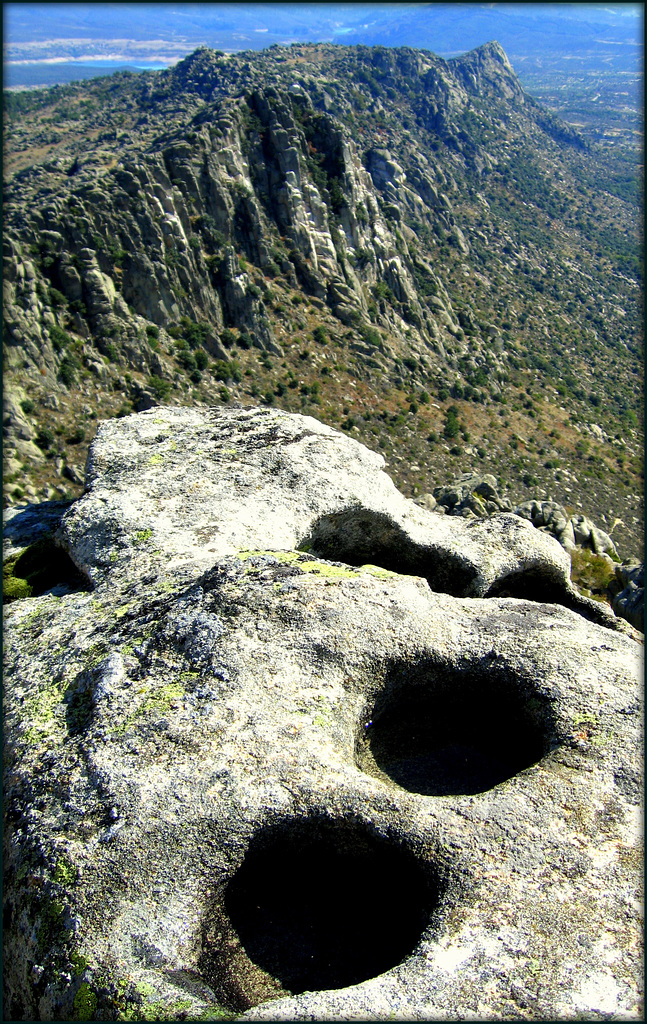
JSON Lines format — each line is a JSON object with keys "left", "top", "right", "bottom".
{"left": 115, "top": 683, "right": 185, "bottom": 736}
{"left": 53, "top": 856, "right": 77, "bottom": 886}
{"left": 23, "top": 682, "right": 65, "bottom": 744}
{"left": 148, "top": 454, "right": 164, "bottom": 466}
{"left": 117, "top": 991, "right": 203, "bottom": 1022}
{"left": 133, "top": 529, "right": 153, "bottom": 546}
{"left": 361, "top": 564, "right": 402, "bottom": 580}
{"left": 70, "top": 951, "right": 90, "bottom": 976}
{"left": 73, "top": 982, "right": 98, "bottom": 1021}
{"left": 237, "top": 550, "right": 405, "bottom": 582}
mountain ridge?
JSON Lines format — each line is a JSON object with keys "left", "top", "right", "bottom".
{"left": 3, "top": 41, "right": 642, "bottom": 562}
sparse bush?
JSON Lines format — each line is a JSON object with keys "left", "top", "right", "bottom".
{"left": 49, "top": 324, "right": 72, "bottom": 352}
{"left": 570, "top": 549, "right": 616, "bottom": 597}
{"left": 35, "top": 427, "right": 55, "bottom": 451}
{"left": 148, "top": 376, "right": 172, "bottom": 400}
{"left": 49, "top": 287, "right": 67, "bottom": 307}
{"left": 178, "top": 350, "right": 197, "bottom": 372}
{"left": 213, "top": 359, "right": 242, "bottom": 383}
{"left": 313, "top": 326, "right": 327, "bottom": 345}
{"left": 58, "top": 355, "right": 80, "bottom": 387}
{"left": 443, "top": 406, "right": 460, "bottom": 440}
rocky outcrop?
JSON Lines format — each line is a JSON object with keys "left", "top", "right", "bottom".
{"left": 609, "top": 562, "right": 644, "bottom": 632}
{"left": 3, "top": 408, "right": 642, "bottom": 1021}
{"left": 428, "top": 472, "right": 619, "bottom": 557}
{"left": 3, "top": 42, "right": 534, "bottom": 400}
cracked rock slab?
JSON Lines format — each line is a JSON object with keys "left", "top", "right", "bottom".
{"left": 2, "top": 407, "right": 643, "bottom": 1022}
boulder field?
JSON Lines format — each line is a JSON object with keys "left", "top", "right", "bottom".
{"left": 3, "top": 406, "right": 643, "bottom": 1021}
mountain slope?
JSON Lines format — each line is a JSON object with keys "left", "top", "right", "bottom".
{"left": 3, "top": 42, "right": 643, "bottom": 558}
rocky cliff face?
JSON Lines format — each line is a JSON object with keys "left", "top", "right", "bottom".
{"left": 2, "top": 407, "right": 643, "bottom": 1021}
{"left": 3, "top": 42, "right": 642, "bottom": 561}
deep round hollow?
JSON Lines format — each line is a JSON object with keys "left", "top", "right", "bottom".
{"left": 356, "top": 663, "right": 554, "bottom": 796}
{"left": 223, "top": 818, "right": 440, "bottom": 996}
{"left": 301, "top": 508, "right": 479, "bottom": 597}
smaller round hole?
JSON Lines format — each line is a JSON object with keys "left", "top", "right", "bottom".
{"left": 356, "top": 663, "right": 554, "bottom": 796}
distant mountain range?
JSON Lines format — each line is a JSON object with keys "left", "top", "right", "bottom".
{"left": 5, "top": 3, "right": 642, "bottom": 92}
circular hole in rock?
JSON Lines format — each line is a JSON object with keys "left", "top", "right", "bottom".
{"left": 356, "top": 661, "right": 555, "bottom": 796}
{"left": 222, "top": 817, "right": 442, "bottom": 998}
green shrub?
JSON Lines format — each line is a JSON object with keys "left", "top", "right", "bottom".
{"left": 443, "top": 406, "right": 460, "bottom": 440}
{"left": 20, "top": 399, "right": 35, "bottom": 415}
{"left": 194, "top": 349, "right": 209, "bottom": 370}
{"left": 178, "top": 350, "right": 197, "bottom": 372}
{"left": 49, "top": 324, "right": 72, "bottom": 353}
{"left": 58, "top": 355, "right": 79, "bottom": 387}
{"left": 373, "top": 281, "right": 394, "bottom": 302}
{"left": 219, "top": 385, "right": 231, "bottom": 403}
{"left": 570, "top": 549, "right": 616, "bottom": 597}
{"left": 179, "top": 316, "right": 209, "bottom": 349}
{"left": 213, "top": 360, "right": 242, "bottom": 383}
{"left": 221, "top": 328, "right": 237, "bottom": 348}
{"left": 67, "top": 426, "right": 86, "bottom": 444}
{"left": 312, "top": 326, "right": 327, "bottom": 345}
{"left": 49, "top": 287, "right": 67, "bottom": 307}
{"left": 148, "top": 375, "right": 172, "bottom": 400}
{"left": 35, "top": 427, "right": 55, "bottom": 450}
{"left": 359, "top": 324, "right": 381, "bottom": 347}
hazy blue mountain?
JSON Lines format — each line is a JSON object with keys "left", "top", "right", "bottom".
{"left": 5, "top": 3, "right": 642, "bottom": 62}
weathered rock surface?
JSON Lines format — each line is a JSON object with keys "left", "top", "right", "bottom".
{"left": 610, "top": 562, "right": 644, "bottom": 632}
{"left": 3, "top": 408, "right": 643, "bottom": 1021}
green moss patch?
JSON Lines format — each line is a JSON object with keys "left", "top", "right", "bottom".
{"left": 3, "top": 538, "right": 88, "bottom": 603}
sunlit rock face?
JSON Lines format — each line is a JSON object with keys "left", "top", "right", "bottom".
{"left": 3, "top": 407, "right": 642, "bottom": 1021}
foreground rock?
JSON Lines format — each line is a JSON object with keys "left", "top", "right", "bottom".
{"left": 3, "top": 407, "right": 643, "bottom": 1021}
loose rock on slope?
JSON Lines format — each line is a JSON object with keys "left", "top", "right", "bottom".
{"left": 3, "top": 407, "right": 643, "bottom": 1021}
